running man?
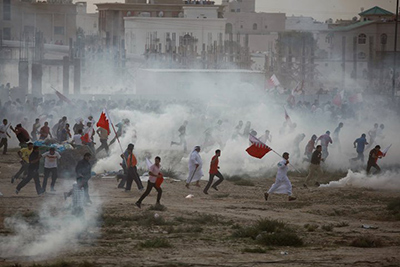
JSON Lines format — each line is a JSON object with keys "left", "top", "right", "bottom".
{"left": 264, "top": 152, "right": 296, "bottom": 201}
{"left": 171, "top": 120, "right": 188, "bottom": 153}
{"left": 203, "top": 149, "right": 224, "bottom": 194}
{"left": 135, "top": 156, "right": 163, "bottom": 208}
{"left": 366, "top": 145, "right": 382, "bottom": 175}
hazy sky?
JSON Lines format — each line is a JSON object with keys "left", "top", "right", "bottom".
{"left": 85, "top": 0, "right": 397, "bottom": 21}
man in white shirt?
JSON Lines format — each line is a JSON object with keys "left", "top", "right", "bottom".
{"left": 135, "top": 156, "right": 163, "bottom": 208}
{"left": 71, "top": 129, "right": 83, "bottom": 148}
{"left": 0, "top": 119, "right": 11, "bottom": 155}
{"left": 42, "top": 147, "right": 61, "bottom": 192}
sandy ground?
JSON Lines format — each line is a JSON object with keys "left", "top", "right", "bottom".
{"left": 0, "top": 151, "right": 400, "bottom": 267}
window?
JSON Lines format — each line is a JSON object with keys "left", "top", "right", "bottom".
{"left": 358, "top": 52, "right": 366, "bottom": 59}
{"left": 236, "top": 8, "right": 240, "bottom": 12}
{"left": 240, "top": 25, "right": 243, "bottom": 29}
{"left": 225, "top": 23, "right": 232, "bottom": 34}
{"left": 325, "top": 36, "right": 331, "bottom": 44}
{"left": 3, "top": 0, "right": 11, "bottom": 21}
{"left": 358, "top": 33, "right": 366, "bottom": 44}
{"left": 381, "top": 33, "right": 387, "bottom": 45}
{"left": 231, "top": 9, "right": 235, "bottom": 12}
{"left": 3, "top": 27, "right": 11, "bottom": 40}
{"left": 253, "top": 23, "right": 257, "bottom": 30}
{"left": 54, "top": 26, "right": 64, "bottom": 35}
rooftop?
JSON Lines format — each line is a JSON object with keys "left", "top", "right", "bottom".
{"left": 359, "top": 6, "right": 394, "bottom": 16}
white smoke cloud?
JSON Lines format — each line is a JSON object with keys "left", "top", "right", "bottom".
{"left": 0, "top": 182, "right": 102, "bottom": 259}
{"left": 320, "top": 169, "right": 400, "bottom": 190}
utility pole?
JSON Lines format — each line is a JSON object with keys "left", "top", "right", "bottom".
{"left": 393, "top": 0, "right": 399, "bottom": 100}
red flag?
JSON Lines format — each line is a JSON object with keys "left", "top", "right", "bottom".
{"left": 96, "top": 110, "right": 110, "bottom": 135}
{"left": 292, "top": 80, "right": 304, "bottom": 95}
{"left": 246, "top": 134, "right": 272, "bottom": 159}
{"left": 381, "top": 144, "right": 392, "bottom": 157}
{"left": 53, "top": 88, "right": 72, "bottom": 104}
{"left": 333, "top": 90, "right": 344, "bottom": 107}
{"left": 81, "top": 132, "right": 90, "bottom": 143}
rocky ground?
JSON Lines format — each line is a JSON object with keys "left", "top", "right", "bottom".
{"left": 0, "top": 151, "right": 400, "bottom": 267}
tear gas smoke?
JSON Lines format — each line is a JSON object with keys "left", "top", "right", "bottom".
{"left": 320, "top": 170, "right": 400, "bottom": 191}
{"left": 0, "top": 181, "right": 102, "bottom": 259}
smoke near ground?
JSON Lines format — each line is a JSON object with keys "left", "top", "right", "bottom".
{"left": 320, "top": 170, "right": 400, "bottom": 191}
{"left": 0, "top": 181, "right": 102, "bottom": 259}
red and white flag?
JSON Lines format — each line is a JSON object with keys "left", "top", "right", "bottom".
{"left": 81, "top": 132, "right": 91, "bottom": 143}
{"left": 267, "top": 74, "right": 280, "bottom": 89}
{"left": 246, "top": 134, "right": 272, "bottom": 159}
{"left": 96, "top": 109, "right": 111, "bottom": 135}
{"left": 381, "top": 144, "right": 392, "bottom": 157}
{"left": 333, "top": 90, "right": 344, "bottom": 107}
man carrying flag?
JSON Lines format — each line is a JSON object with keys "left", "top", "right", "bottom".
{"left": 366, "top": 145, "right": 382, "bottom": 175}
{"left": 264, "top": 152, "right": 296, "bottom": 202}
{"left": 96, "top": 110, "right": 110, "bottom": 156}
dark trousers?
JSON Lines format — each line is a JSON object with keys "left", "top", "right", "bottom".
{"left": 137, "top": 181, "right": 162, "bottom": 204}
{"left": 96, "top": 139, "right": 109, "bottom": 154}
{"left": 204, "top": 171, "right": 224, "bottom": 193}
{"left": 14, "top": 161, "right": 29, "bottom": 179}
{"left": 367, "top": 161, "right": 381, "bottom": 174}
{"left": 82, "top": 179, "right": 90, "bottom": 202}
{"left": 126, "top": 166, "right": 143, "bottom": 191}
{"left": 0, "top": 138, "right": 7, "bottom": 154}
{"left": 118, "top": 167, "right": 127, "bottom": 188}
{"left": 43, "top": 167, "right": 58, "bottom": 191}
{"left": 16, "top": 168, "right": 42, "bottom": 195}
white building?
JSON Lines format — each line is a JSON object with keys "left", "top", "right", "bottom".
{"left": 76, "top": 2, "right": 98, "bottom": 36}
{"left": 124, "top": 6, "right": 225, "bottom": 58}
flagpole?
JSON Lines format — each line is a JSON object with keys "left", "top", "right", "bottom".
{"left": 249, "top": 134, "right": 302, "bottom": 173}
{"left": 270, "top": 148, "right": 302, "bottom": 174}
{"left": 104, "top": 108, "right": 126, "bottom": 163}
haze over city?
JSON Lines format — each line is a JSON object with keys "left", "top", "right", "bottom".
{"left": 84, "top": 0, "right": 397, "bottom": 21}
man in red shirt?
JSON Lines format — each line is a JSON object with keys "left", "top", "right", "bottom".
{"left": 203, "top": 149, "right": 224, "bottom": 194}
{"left": 366, "top": 145, "right": 382, "bottom": 174}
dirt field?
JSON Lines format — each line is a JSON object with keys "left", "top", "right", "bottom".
{"left": 1, "top": 152, "right": 400, "bottom": 267}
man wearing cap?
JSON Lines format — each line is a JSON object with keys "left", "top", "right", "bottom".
{"left": 316, "top": 131, "right": 333, "bottom": 160}
{"left": 186, "top": 146, "right": 203, "bottom": 188}
{"left": 42, "top": 147, "right": 61, "bottom": 192}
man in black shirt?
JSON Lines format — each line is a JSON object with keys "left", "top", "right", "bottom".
{"left": 367, "top": 145, "right": 382, "bottom": 174}
{"left": 16, "top": 146, "right": 43, "bottom": 195}
{"left": 75, "top": 153, "right": 93, "bottom": 204}
{"left": 305, "top": 145, "right": 324, "bottom": 187}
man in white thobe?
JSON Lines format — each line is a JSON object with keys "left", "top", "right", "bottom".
{"left": 264, "top": 152, "right": 296, "bottom": 201}
{"left": 186, "top": 146, "right": 203, "bottom": 188}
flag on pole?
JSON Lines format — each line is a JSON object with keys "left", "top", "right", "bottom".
{"left": 246, "top": 134, "right": 272, "bottom": 159}
{"left": 96, "top": 109, "right": 111, "bottom": 135}
{"left": 267, "top": 74, "right": 280, "bottom": 89}
{"left": 81, "top": 132, "right": 91, "bottom": 143}
{"left": 292, "top": 80, "right": 304, "bottom": 95}
{"left": 381, "top": 144, "right": 392, "bottom": 157}
{"left": 333, "top": 90, "right": 344, "bottom": 107}
{"left": 284, "top": 107, "right": 292, "bottom": 124}
{"left": 52, "top": 87, "right": 72, "bottom": 105}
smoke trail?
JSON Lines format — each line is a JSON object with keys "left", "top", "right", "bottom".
{"left": 320, "top": 169, "right": 400, "bottom": 190}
